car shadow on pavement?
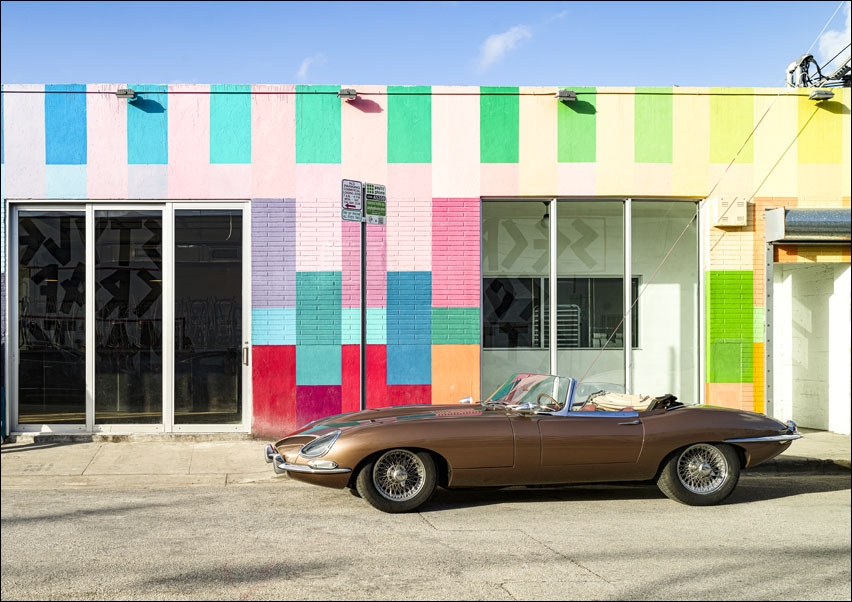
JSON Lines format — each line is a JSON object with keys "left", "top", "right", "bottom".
{"left": 422, "top": 473, "right": 851, "bottom": 511}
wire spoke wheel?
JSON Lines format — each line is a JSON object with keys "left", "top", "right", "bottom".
{"left": 356, "top": 448, "right": 438, "bottom": 513}
{"left": 373, "top": 449, "right": 426, "bottom": 501}
{"left": 657, "top": 442, "right": 740, "bottom": 506}
{"left": 675, "top": 443, "right": 729, "bottom": 494}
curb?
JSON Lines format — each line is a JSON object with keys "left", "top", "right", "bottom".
{"left": 750, "top": 458, "right": 851, "bottom": 475}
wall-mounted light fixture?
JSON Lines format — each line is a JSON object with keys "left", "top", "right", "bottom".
{"left": 116, "top": 88, "right": 137, "bottom": 99}
{"left": 556, "top": 89, "right": 577, "bottom": 102}
{"left": 808, "top": 88, "right": 834, "bottom": 101}
{"left": 338, "top": 88, "right": 357, "bottom": 100}
{"left": 539, "top": 201, "right": 550, "bottom": 229}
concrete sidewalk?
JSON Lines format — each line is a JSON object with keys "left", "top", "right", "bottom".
{"left": 1, "top": 428, "right": 849, "bottom": 490}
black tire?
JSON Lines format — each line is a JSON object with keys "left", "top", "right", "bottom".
{"left": 657, "top": 443, "right": 740, "bottom": 506}
{"left": 355, "top": 449, "right": 437, "bottom": 513}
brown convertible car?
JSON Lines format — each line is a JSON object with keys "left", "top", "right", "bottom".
{"left": 264, "top": 372, "right": 801, "bottom": 513}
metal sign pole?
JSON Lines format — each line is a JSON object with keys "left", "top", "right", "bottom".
{"left": 360, "top": 183, "right": 367, "bottom": 411}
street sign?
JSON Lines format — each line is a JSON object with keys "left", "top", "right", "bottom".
{"left": 342, "top": 179, "right": 362, "bottom": 211}
{"left": 365, "top": 182, "right": 386, "bottom": 226}
{"left": 342, "top": 209, "right": 363, "bottom": 222}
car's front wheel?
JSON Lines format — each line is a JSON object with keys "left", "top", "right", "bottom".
{"left": 355, "top": 449, "right": 437, "bottom": 513}
{"left": 657, "top": 443, "right": 740, "bottom": 506}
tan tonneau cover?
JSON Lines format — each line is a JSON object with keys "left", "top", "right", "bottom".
{"left": 588, "top": 391, "right": 655, "bottom": 412}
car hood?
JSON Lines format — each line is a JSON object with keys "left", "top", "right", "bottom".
{"left": 286, "top": 404, "right": 487, "bottom": 437}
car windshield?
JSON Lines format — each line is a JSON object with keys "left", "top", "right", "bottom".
{"left": 483, "top": 373, "right": 574, "bottom": 410}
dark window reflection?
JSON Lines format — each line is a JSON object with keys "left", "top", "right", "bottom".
{"left": 483, "top": 277, "right": 639, "bottom": 349}
{"left": 95, "top": 211, "right": 162, "bottom": 423}
{"left": 18, "top": 212, "right": 86, "bottom": 423}
{"left": 174, "top": 210, "right": 242, "bottom": 424}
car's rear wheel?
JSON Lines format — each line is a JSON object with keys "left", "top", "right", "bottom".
{"left": 657, "top": 443, "right": 740, "bottom": 506}
{"left": 356, "top": 449, "right": 437, "bottom": 513}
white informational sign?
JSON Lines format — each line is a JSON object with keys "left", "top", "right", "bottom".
{"left": 341, "top": 179, "right": 363, "bottom": 211}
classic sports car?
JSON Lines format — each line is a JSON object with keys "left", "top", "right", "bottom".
{"left": 264, "top": 372, "right": 801, "bottom": 513}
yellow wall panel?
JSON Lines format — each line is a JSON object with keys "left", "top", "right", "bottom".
{"left": 798, "top": 92, "right": 843, "bottom": 164}
{"left": 519, "top": 87, "right": 558, "bottom": 195}
{"left": 753, "top": 91, "right": 799, "bottom": 197}
{"left": 672, "top": 88, "right": 711, "bottom": 197}
{"left": 595, "top": 88, "right": 635, "bottom": 195}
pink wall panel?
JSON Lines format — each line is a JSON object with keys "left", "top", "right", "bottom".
{"left": 207, "top": 164, "right": 251, "bottom": 198}
{"left": 366, "top": 223, "right": 387, "bottom": 307}
{"left": 556, "top": 163, "right": 597, "bottom": 196}
{"left": 251, "top": 85, "right": 297, "bottom": 198}
{"left": 2, "top": 84, "right": 46, "bottom": 198}
{"left": 167, "top": 84, "right": 211, "bottom": 199}
{"left": 342, "top": 220, "right": 361, "bottom": 308}
{"left": 252, "top": 345, "right": 296, "bottom": 438}
{"left": 295, "top": 163, "right": 342, "bottom": 271}
{"left": 480, "top": 163, "right": 519, "bottom": 197}
{"left": 296, "top": 385, "right": 342, "bottom": 428}
{"left": 432, "top": 198, "right": 481, "bottom": 307}
{"left": 387, "top": 165, "right": 432, "bottom": 272}
{"left": 86, "top": 84, "right": 128, "bottom": 198}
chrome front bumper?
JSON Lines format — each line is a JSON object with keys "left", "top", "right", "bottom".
{"left": 264, "top": 444, "right": 352, "bottom": 475}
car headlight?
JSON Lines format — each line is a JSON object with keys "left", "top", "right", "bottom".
{"left": 299, "top": 430, "right": 341, "bottom": 458}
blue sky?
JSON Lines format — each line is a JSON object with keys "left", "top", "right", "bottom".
{"left": 1, "top": 1, "right": 850, "bottom": 87}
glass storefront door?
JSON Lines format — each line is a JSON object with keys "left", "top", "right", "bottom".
{"left": 11, "top": 203, "right": 249, "bottom": 433}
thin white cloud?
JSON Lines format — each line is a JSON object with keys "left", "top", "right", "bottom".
{"left": 296, "top": 53, "right": 327, "bottom": 82}
{"left": 476, "top": 25, "right": 533, "bottom": 72}
{"left": 816, "top": 1, "right": 851, "bottom": 74}
{"left": 545, "top": 10, "right": 569, "bottom": 25}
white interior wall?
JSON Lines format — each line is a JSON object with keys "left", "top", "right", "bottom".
{"left": 773, "top": 262, "right": 850, "bottom": 434}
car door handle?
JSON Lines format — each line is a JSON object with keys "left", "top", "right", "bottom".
{"left": 618, "top": 420, "right": 641, "bottom": 425}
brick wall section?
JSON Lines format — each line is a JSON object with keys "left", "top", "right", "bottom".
{"left": 432, "top": 198, "right": 481, "bottom": 308}
{"left": 251, "top": 198, "right": 296, "bottom": 308}
{"left": 707, "top": 270, "right": 754, "bottom": 383}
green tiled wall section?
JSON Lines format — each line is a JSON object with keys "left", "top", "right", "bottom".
{"left": 431, "top": 308, "right": 480, "bottom": 344}
{"left": 706, "top": 270, "right": 754, "bottom": 383}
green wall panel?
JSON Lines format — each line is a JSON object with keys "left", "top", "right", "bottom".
{"left": 431, "top": 308, "right": 480, "bottom": 344}
{"left": 480, "top": 86, "right": 519, "bottom": 163}
{"left": 388, "top": 86, "right": 431, "bottom": 163}
{"left": 635, "top": 88, "right": 673, "bottom": 163}
{"left": 557, "top": 87, "right": 596, "bottom": 163}
{"left": 706, "top": 270, "right": 754, "bottom": 382}
{"left": 296, "top": 271, "right": 341, "bottom": 344}
{"left": 296, "top": 85, "right": 341, "bottom": 164}
{"left": 710, "top": 89, "right": 754, "bottom": 164}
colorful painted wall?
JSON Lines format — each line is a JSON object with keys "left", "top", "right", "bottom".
{"left": 1, "top": 84, "right": 850, "bottom": 437}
